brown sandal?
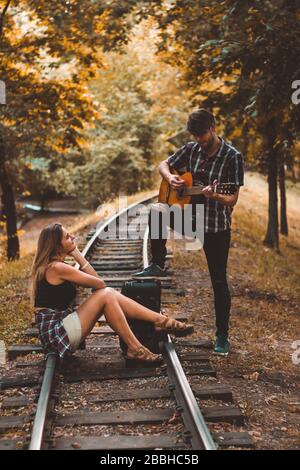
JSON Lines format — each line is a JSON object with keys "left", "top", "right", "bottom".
{"left": 154, "top": 316, "right": 194, "bottom": 337}
{"left": 125, "top": 345, "right": 163, "bottom": 367}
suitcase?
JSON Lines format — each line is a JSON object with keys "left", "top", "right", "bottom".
{"left": 119, "top": 279, "right": 167, "bottom": 355}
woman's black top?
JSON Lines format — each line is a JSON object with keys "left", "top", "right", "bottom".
{"left": 35, "top": 277, "right": 76, "bottom": 310}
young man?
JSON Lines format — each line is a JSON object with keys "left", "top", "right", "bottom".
{"left": 133, "top": 109, "right": 244, "bottom": 356}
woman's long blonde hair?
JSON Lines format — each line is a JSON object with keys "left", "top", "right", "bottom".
{"left": 30, "top": 223, "right": 63, "bottom": 305}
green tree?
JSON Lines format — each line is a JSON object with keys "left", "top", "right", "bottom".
{"left": 151, "top": 0, "right": 300, "bottom": 250}
{"left": 53, "top": 22, "right": 190, "bottom": 207}
{"left": 0, "top": 0, "right": 118, "bottom": 259}
{"left": 110, "top": 0, "right": 300, "bottom": 250}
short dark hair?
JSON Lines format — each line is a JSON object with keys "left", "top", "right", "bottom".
{"left": 187, "top": 109, "right": 215, "bottom": 136}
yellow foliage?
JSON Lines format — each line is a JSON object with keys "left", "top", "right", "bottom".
{"left": 0, "top": 255, "right": 34, "bottom": 345}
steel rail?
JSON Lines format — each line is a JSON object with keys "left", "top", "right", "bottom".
{"left": 78, "top": 193, "right": 157, "bottom": 263}
{"left": 28, "top": 352, "right": 57, "bottom": 450}
{"left": 142, "top": 210, "right": 217, "bottom": 450}
{"left": 28, "top": 194, "right": 157, "bottom": 450}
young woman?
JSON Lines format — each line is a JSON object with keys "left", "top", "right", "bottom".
{"left": 31, "top": 223, "right": 193, "bottom": 365}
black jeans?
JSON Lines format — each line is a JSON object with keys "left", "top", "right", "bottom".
{"left": 149, "top": 206, "right": 231, "bottom": 338}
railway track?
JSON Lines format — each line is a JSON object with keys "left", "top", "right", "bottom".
{"left": 0, "top": 195, "right": 253, "bottom": 451}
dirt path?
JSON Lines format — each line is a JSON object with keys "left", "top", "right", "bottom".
{"left": 243, "top": 172, "right": 300, "bottom": 218}
{"left": 239, "top": 172, "right": 300, "bottom": 243}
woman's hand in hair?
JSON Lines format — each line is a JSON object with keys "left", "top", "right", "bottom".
{"left": 68, "top": 246, "right": 88, "bottom": 267}
{"left": 67, "top": 246, "right": 79, "bottom": 256}
{"left": 67, "top": 246, "right": 84, "bottom": 262}
{"left": 68, "top": 247, "right": 101, "bottom": 280}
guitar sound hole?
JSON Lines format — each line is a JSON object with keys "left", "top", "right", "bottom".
{"left": 177, "top": 188, "right": 184, "bottom": 199}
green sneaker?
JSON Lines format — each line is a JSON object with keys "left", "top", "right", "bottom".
{"left": 132, "top": 263, "right": 167, "bottom": 279}
{"left": 213, "top": 336, "right": 230, "bottom": 356}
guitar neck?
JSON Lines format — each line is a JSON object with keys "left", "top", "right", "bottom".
{"left": 184, "top": 186, "right": 205, "bottom": 196}
{"left": 183, "top": 184, "right": 236, "bottom": 196}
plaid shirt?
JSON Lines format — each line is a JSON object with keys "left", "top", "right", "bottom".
{"left": 166, "top": 138, "right": 244, "bottom": 232}
{"left": 35, "top": 308, "right": 73, "bottom": 359}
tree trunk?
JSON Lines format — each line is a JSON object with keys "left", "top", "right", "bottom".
{"left": 40, "top": 194, "right": 46, "bottom": 212}
{"left": 0, "top": 133, "right": 20, "bottom": 260}
{"left": 279, "top": 162, "right": 288, "bottom": 236}
{"left": 263, "top": 120, "right": 279, "bottom": 251}
{"left": 241, "top": 121, "right": 250, "bottom": 159}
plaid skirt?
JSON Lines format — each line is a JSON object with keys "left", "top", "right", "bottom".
{"left": 35, "top": 307, "right": 74, "bottom": 359}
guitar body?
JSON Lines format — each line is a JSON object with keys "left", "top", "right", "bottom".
{"left": 158, "top": 169, "right": 236, "bottom": 209}
{"left": 159, "top": 170, "right": 193, "bottom": 208}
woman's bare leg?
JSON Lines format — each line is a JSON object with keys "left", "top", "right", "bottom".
{"left": 76, "top": 288, "right": 143, "bottom": 351}
{"left": 108, "top": 289, "right": 192, "bottom": 335}
{"left": 110, "top": 289, "right": 164, "bottom": 322}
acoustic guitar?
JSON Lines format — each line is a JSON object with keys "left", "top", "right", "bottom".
{"left": 159, "top": 170, "right": 237, "bottom": 208}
